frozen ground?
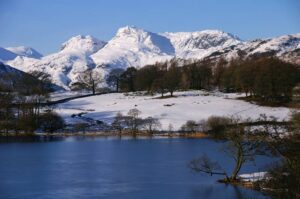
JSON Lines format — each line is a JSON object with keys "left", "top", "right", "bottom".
{"left": 56, "top": 91, "right": 291, "bottom": 130}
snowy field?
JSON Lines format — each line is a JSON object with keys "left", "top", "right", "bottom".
{"left": 56, "top": 91, "right": 291, "bottom": 130}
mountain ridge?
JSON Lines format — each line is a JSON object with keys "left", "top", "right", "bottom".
{"left": 2, "top": 26, "right": 299, "bottom": 90}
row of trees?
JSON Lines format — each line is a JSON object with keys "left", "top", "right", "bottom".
{"left": 104, "top": 57, "right": 299, "bottom": 102}
{"left": 115, "top": 60, "right": 212, "bottom": 97}
{"left": 70, "top": 60, "right": 213, "bottom": 97}
{"left": 219, "top": 57, "right": 299, "bottom": 102}
{"left": 68, "top": 57, "right": 299, "bottom": 103}
{"left": 112, "top": 108, "right": 161, "bottom": 135}
{"left": 0, "top": 93, "right": 65, "bottom": 135}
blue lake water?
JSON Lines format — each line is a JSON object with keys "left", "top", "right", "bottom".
{"left": 0, "top": 137, "right": 273, "bottom": 199}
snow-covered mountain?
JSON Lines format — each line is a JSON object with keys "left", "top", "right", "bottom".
{"left": 5, "top": 46, "right": 43, "bottom": 59}
{"left": 162, "top": 30, "right": 242, "bottom": 59}
{"left": 91, "top": 26, "right": 175, "bottom": 69}
{"left": 6, "top": 35, "right": 107, "bottom": 89}
{"left": 1, "top": 26, "right": 299, "bottom": 90}
{"left": 205, "top": 33, "right": 300, "bottom": 63}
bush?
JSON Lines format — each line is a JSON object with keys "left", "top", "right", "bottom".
{"left": 17, "top": 114, "right": 39, "bottom": 134}
{"left": 39, "top": 111, "right": 65, "bottom": 134}
{"left": 73, "top": 123, "right": 89, "bottom": 133}
{"left": 181, "top": 120, "right": 198, "bottom": 133}
{"left": 205, "top": 116, "right": 232, "bottom": 137}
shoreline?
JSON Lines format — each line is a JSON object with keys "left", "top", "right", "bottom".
{"left": 0, "top": 132, "right": 209, "bottom": 142}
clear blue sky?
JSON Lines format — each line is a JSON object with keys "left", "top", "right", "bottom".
{"left": 0, "top": 0, "right": 299, "bottom": 55}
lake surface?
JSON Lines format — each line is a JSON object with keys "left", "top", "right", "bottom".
{"left": 0, "top": 137, "right": 273, "bottom": 199}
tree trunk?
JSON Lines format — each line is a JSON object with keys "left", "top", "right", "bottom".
{"left": 116, "top": 79, "right": 119, "bottom": 92}
{"left": 231, "top": 146, "right": 243, "bottom": 181}
{"left": 92, "top": 81, "right": 95, "bottom": 95}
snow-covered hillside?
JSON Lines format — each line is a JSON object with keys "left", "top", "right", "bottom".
{"left": 0, "top": 62, "right": 43, "bottom": 91}
{"left": 0, "top": 62, "right": 23, "bottom": 75}
{"left": 57, "top": 91, "right": 291, "bottom": 130}
{"left": 2, "top": 26, "right": 300, "bottom": 89}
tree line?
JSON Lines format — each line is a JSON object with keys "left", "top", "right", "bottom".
{"left": 68, "top": 56, "right": 299, "bottom": 103}
{"left": 218, "top": 57, "right": 300, "bottom": 102}
{"left": 107, "top": 59, "right": 212, "bottom": 97}
{"left": 102, "top": 57, "right": 299, "bottom": 102}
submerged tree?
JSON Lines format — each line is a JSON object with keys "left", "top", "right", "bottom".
{"left": 189, "top": 117, "right": 265, "bottom": 182}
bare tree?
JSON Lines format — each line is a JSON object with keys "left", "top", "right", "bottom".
{"left": 76, "top": 69, "right": 103, "bottom": 94}
{"left": 142, "top": 117, "right": 161, "bottom": 135}
{"left": 126, "top": 108, "right": 143, "bottom": 134}
{"left": 152, "top": 78, "right": 166, "bottom": 97}
{"left": 189, "top": 154, "right": 228, "bottom": 178}
{"left": 164, "top": 65, "right": 181, "bottom": 97}
{"left": 111, "top": 112, "right": 127, "bottom": 134}
{"left": 168, "top": 123, "right": 174, "bottom": 136}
